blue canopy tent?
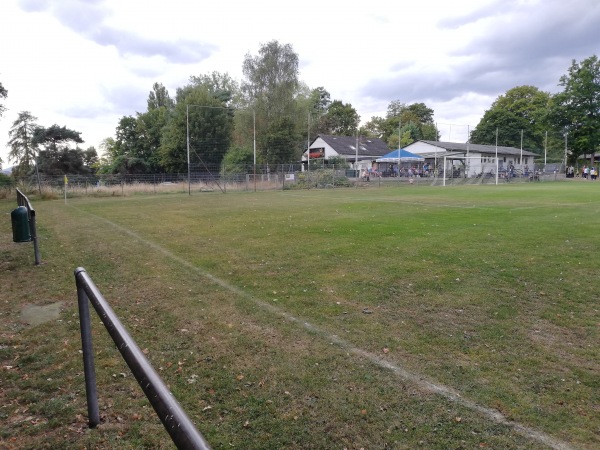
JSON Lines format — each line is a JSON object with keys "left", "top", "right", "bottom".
{"left": 375, "top": 148, "right": 425, "bottom": 178}
{"left": 375, "top": 149, "right": 424, "bottom": 162}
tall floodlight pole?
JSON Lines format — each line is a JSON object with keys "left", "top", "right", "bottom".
{"left": 520, "top": 129, "right": 523, "bottom": 174}
{"left": 307, "top": 112, "right": 311, "bottom": 174}
{"left": 466, "top": 125, "right": 470, "bottom": 178}
{"left": 253, "top": 110, "right": 256, "bottom": 192}
{"left": 397, "top": 121, "right": 401, "bottom": 181}
{"left": 544, "top": 131, "right": 548, "bottom": 168}
{"left": 564, "top": 132, "right": 568, "bottom": 173}
{"left": 355, "top": 129, "right": 359, "bottom": 180}
{"left": 495, "top": 127, "right": 499, "bottom": 185}
{"left": 186, "top": 105, "right": 191, "bottom": 195}
{"left": 434, "top": 123, "right": 438, "bottom": 175}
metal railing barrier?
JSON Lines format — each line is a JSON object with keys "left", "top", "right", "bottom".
{"left": 75, "top": 267, "right": 211, "bottom": 450}
{"left": 16, "top": 188, "right": 41, "bottom": 265}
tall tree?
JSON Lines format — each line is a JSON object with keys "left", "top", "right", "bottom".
{"left": 306, "top": 87, "right": 332, "bottom": 136}
{"left": 188, "top": 72, "right": 238, "bottom": 106}
{"left": 136, "top": 107, "right": 169, "bottom": 172}
{"left": 261, "top": 117, "right": 299, "bottom": 165}
{"left": 365, "top": 100, "right": 438, "bottom": 147}
{"left": 470, "top": 109, "right": 531, "bottom": 147}
{"left": 551, "top": 55, "right": 600, "bottom": 161}
{"left": 242, "top": 40, "right": 300, "bottom": 120}
{"left": 319, "top": 100, "right": 359, "bottom": 136}
{"left": 147, "top": 82, "right": 174, "bottom": 110}
{"left": 37, "top": 146, "right": 95, "bottom": 175}
{"left": 309, "top": 87, "right": 331, "bottom": 114}
{"left": 160, "top": 82, "right": 234, "bottom": 173}
{"left": 105, "top": 81, "right": 174, "bottom": 174}
{"left": 33, "top": 124, "right": 85, "bottom": 175}
{"left": 33, "top": 125, "right": 83, "bottom": 151}
{"left": 107, "top": 116, "right": 149, "bottom": 174}
{"left": 471, "top": 85, "right": 551, "bottom": 152}
{"left": 7, "top": 111, "right": 38, "bottom": 176}
{"left": 404, "top": 103, "right": 435, "bottom": 124}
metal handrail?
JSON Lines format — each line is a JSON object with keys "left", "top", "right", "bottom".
{"left": 16, "top": 188, "right": 41, "bottom": 265}
{"left": 75, "top": 267, "right": 211, "bottom": 450}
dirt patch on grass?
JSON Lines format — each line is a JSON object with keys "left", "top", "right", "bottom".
{"left": 20, "top": 302, "right": 64, "bottom": 327}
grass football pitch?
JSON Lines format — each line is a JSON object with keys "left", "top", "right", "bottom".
{"left": 1, "top": 183, "right": 598, "bottom": 449}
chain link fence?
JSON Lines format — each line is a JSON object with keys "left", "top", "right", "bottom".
{"left": 0, "top": 162, "right": 571, "bottom": 198}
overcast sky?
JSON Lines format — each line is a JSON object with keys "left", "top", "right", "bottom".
{"left": 1, "top": 0, "right": 599, "bottom": 164}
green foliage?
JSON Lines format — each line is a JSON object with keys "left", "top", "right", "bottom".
{"left": 37, "top": 146, "right": 95, "bottom": 175}
{"left": 364, "top": 100, "right": 438, "bottom": 146}
{"left": 30, "top": 124, "right": 89, "bottom": 175}
{"left": 187, "top": 71, "right": 238, "bottom": 106}
{"left": 160, "top": 83, "right": 234, "bottom": 172}
{"left": 135, "top": 107, "right": 169, "bottom": 171}
{"left": 318, "top": 100, "right": 360, "bottom": 136}
{"left": 310, "top": 86, "right": 331, "bottom": 113}
{"left": 105, "top": 110, "right": 169, "bottom": 174}
{"left": 471, "top": 86, "right": 551, "bottom": 152}
{"left": 158, "top": 105, "right": 188, "bottom": 173}
{"left": 551, "top": 55, "right": 600, "bottom": 160}
{"left": 147, "top": 82, "right": 174, "bottom": 110}
{"left": 0, "top": 172, "right": 14, "bottom": 188}
{"left": 96, "top": 83, "right": 176, "bottom": 174}
{"left": 387, "top": 101, "right": 434, "bottom": 124}
{"left": 0, "top": 80, "right": 6, "bottom": 118}
{"left": 261, "top": 116, "right": 299, "bottom": 164}
{"left": 221, "top": 145, "right": 253, "bottom": 173}
{"left": 290, "top": 169, "right": 351, "bottom": 189}
{"left": 33, "top": 124, "right": 83, "bottom": 149}
{"left": 327, "top": 155, "right": 351, "bottom": 168}
{"left": 471, "top": 109, "right": 530, "bottom": 146}
{"left": 7, "top": 111, "right": 38, "bottom": 176}
{"left": 242, "top": 40, "right": 299, "bottom": 121}
{"left": 241, "top": 41, "right": 308, "bottom": 167}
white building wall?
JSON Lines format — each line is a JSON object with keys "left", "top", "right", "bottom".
{"left": 303, "top": 137, "right": 340, "bottom": 161}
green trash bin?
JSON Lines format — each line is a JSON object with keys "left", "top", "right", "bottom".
{"left": 11, "top": 206, "right": 31, "bottom": 243}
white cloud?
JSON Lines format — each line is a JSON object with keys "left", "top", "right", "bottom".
{"left": 1, "top": 0, "right": 598, "bottom": 164}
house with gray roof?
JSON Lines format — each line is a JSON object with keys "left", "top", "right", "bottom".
{"left": 404, "top": 140, "right": 538, "bottom": 177}
{"left": 303, "top": 135, "right": 390, "bottom": 171}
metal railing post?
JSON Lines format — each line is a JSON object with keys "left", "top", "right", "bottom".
{"left": 76, "top": 270, "right": 100, "bottom": 427}
{"left": 74, "top": 267, "right": 211, "bottom": 450}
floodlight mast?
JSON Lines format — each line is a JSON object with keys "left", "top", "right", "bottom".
{"left": 307, "top": 112, "right": 310, "bottom": 174}
{"left": 253, "top": 109, "right": 256, "bottom": 192}
{"left": 186, "top": 105, "right": 191, "bottom": 195}
{"left": 564, "top": 132, "right": 568, "bottom": 173}
{"left": 495, "top": 127, "right": 499, "bottom": 185}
